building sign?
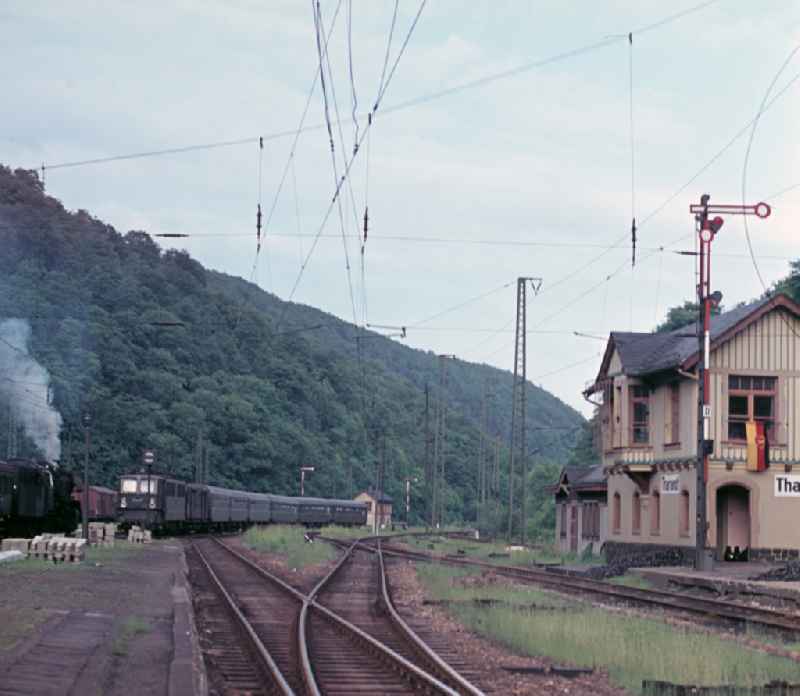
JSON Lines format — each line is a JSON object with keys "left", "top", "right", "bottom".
{"left": 661, "top": 474, "right": 681, "bottom": 494}
{"left": 775, "top": 475, "right": 800, "bottom": 497}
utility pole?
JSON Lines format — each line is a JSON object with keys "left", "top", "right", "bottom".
{"left": 300, "top": 466, "right": 314, "bottom": 496}
{"left": 374, "top": 432, "right": 386, "bottom": 533}
{"left": 432, "top": 369, "right": 442, "bottom": 527}
{"left": 689, "top": 195, "right": 770, "bottom": 571}
{"left": 433, "top": 354, "right": 455, "bottom": 527}
{"left": 477, "top": 379, "right": 493, "bottom": 528}
{"left": 423, "top": 383, "right": 432, "bottom": 527}
{"left": 81, "top": 414, "right": 91, "bottom": 541}
{"left": 194, "top": 430, "right": 203, "bottom": 483}
{"left": 507, "top": 277, "right": 541, "bottom": 543}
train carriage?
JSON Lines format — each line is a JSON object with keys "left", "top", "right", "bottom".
{"left": 267, "top": 494, "right": 300, "bottom": 524}
{"left": 247, "top": 491, "right": 271, "bottom": 523}
{"left": 71, "top": 485, "right": 117, "bottom": 521}
{"left": 330, "top": 499, "right": 368, "bottom": 526}
{"left": 117, "top": 470, "right": 367, "bottom": 533}
{"left": 296, "top": 496, "right": 333, "bottom": 527}
{"left": 186, "top": 483, "right": 208, "bottom": 524}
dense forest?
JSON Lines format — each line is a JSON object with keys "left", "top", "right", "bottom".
{"left": 0, "top": 165, "right": 586, "bottom": 536}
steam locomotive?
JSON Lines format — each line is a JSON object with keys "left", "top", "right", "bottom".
{"left": 117, "top": 470, "right": 368, "bottom": 534}
{"left": 0, "top": 459, "right": 78, "bottom": 538}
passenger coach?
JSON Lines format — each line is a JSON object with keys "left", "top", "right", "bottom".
{"left": 117, "top": 471, "right": 368, "bottom": 533}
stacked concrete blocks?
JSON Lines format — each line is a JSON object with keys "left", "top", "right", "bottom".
{"left": 29, "top": 534, "right": 87, "bottom": 563}
{"left": 127, "top": 525, "right": 152, "bottom": 544}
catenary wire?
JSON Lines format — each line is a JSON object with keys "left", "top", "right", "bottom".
{"left": 314, "top": 0, "right": 358, "bottom": 326}
{"left": 39, "top": 0, "right": 720, "bottom": 174}
{"left": 741, "top": 43, "right": 800, "bottom": 292}
{"left": 279, "top": 0, "right": 428, "bottom": 325}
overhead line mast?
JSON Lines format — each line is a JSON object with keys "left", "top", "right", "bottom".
{"left": 507, "top": 277, "right": 541, "bottom": 543}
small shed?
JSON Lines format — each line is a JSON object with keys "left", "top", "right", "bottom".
{"left": 354, "top": 489, "right": 393, "bottom": 529}
{"left": 551, "top": 464, "right": 607, "bottom": 555}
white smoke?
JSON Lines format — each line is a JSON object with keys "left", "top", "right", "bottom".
{"left": 0, "top": 319, "right": 62, "bottom": 462}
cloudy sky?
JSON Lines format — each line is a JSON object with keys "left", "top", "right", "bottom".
{"left": 3, "top": 1, "right": 799, "bottom": 416}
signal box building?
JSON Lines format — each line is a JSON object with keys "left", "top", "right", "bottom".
{"left": 552, "top": 464, "right": 607, "bottom": 555}
{"left": 585, "top": 293, "right": 800, "bottom": 563}
{"left": 354, "top": 489, "right": 393, "bottom": 529}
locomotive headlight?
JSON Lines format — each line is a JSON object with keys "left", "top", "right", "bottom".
{"left": 149, "top": 497, "right": 156, "bottom": 509}
{"left": 120, "top": 497, "right": 127, "bottom": 508}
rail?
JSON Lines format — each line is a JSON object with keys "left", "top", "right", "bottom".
{"left": 209, "top": 536, "right": 470, "bottom": 694}
{"left": 368, "top": 539, "right": 800, "bottom": 636}
{"left": 302, "top": 539, "right": 463, "bottom": 696}
{"left": 193, "top": 541, "right": 297, "bottom": 696}
{"left": 376, "top": 538, "right": 486, "bottom": 696}
{"left": 206, "top": 538, "right": 321, "bottom": 696}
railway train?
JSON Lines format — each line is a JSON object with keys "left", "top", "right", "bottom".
{"left": 117, "top": 470, "right": 368, "bottom": 533}
{"left": 0, "top": 458, "right": 78, "bottom": 538}
{"left": 71, "top": 485, "right": 118, "bottom": 522}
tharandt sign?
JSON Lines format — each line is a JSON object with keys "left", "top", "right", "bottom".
{"left": 774, "top": 475, "right": 800, "bottom": 497}
{"left": 661, "top": 474, "right": 681, "bottom": 494}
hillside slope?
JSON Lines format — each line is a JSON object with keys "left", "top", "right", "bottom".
{"left": 0, "top": 165, "right": 583, "bottom": 528}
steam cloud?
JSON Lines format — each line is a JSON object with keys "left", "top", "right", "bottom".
{"left": 0, "top": 319, "right": 62, "bottom": 462}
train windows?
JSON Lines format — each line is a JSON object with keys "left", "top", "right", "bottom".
{"left": 121, "top": 478, "right": 138, "bottom": 493}
{"left": 140, "top": 479, "right": 158, "bottom": 494}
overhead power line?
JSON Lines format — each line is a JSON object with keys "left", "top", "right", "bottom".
{"left": 741, "top": 43, "right": 800, "bottom": 293}
{"left": 39, "top": 0, "right": 720, "bottom": 174}
{"left": 278, "top": 0, "right": 428, "bottom": 324}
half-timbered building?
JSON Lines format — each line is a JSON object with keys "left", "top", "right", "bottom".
{"left": 585, "top": 293, "right": 800, "bottom": 562}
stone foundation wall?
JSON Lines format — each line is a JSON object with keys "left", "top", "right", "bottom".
{"left": 749, "top": 547, "right": 800, "bottom": 563}
{"left": 602, "top": 541, "right": 695, "bottom": 569}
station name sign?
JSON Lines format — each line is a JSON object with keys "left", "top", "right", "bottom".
{"left": 661, "top": 474, "right": 681, "bottom": 494}
{"left": 775, "top": 475, "right": 800, "bottom": 497}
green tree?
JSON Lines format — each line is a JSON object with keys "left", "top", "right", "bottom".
{"left": 655, "top": 300, "right": 721, "bottom": 333}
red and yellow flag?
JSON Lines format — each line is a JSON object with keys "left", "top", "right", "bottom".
{"left": 745, "top": 421, "right": 768, "bottom": 472}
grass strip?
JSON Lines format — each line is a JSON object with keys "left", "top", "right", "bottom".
{"left": 242, "top": 525, "right": 336, "bottom": 568}
{"left": 417, "top": 563, "right": 800, "bottom": 694}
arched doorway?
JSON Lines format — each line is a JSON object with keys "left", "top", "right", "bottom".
{"left": 716, "top": 484, "right": 750, "bottom": 559}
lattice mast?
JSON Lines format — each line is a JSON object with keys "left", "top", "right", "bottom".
{"left": 507, "top": 277, "right": 541, "bottom": 543}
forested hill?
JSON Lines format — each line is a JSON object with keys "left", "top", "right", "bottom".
{"left": 0, "top": 165, "right": 583, "bottom": 525}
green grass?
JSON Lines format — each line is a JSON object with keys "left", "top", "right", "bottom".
{"left": 744, "top": 626, "right": 800, "bottom": 655}
{"left": 404, "top": 535, "right": 603, "bottom": 567}
{"left": 416, "top": 563, "right": 572, "bottom": 608}
{"left": 416, "top": 563, "right": 800, "bottom": 694}
{"left": 609, "top": 574, "right": 655, "bottom": 591}
{"left": 243, "top": 525, "right": 337, "bottom": 568}
{"left": 112, "top": 616, "right": 151, "bottom": 656}
{"left": 320, "top": 525, "right": 369, "bottom": 540}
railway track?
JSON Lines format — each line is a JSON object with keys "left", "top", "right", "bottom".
{"left": 335, "top": 537, "right": 800, "bottom": 637}
{"left": 192, "top": 537, "right": 302, "bottom": 695}
{"left": 191, "top": 536, "right": 486, "bottom": 695}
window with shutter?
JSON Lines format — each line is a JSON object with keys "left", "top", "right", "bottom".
{"left": 664, "top": 383, "right": 680, "bottom": 445}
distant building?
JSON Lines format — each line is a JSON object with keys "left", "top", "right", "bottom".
{"left": 551, "top": 464, "right": 607, "bottom": 555}
{"left": 354, "top": 489, "right": 393, "bottom": 528}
